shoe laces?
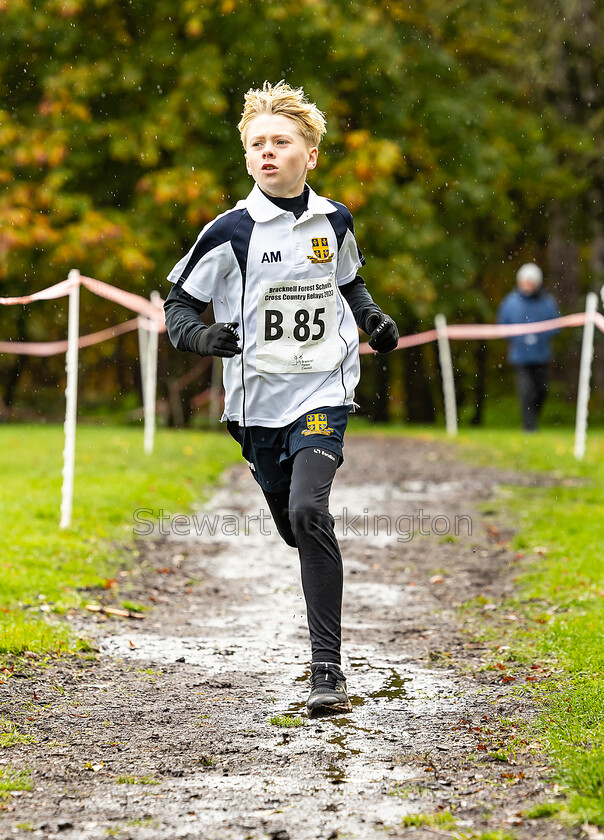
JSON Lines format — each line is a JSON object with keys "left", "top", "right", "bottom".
{"left": 311, "top": 662, "right": 343, "bottom": 690}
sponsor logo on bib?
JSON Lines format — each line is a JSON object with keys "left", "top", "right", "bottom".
{"left": 307, "top": 237, "right": 334, "bottom": 264}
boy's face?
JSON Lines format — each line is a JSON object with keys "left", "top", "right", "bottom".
{"left": 244, "top": 113, "right": 318, "bottom": 198}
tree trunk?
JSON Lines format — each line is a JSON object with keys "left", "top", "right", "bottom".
{"left": 471, "top": 342, "right": 487, "bottom": 426}
{"left": 2, "top": 307, "right": 28, "bottom": 409}
{"left": 403, "top": 340, "right": 435, "bottom": 424}
{"left": 370, "top": 354, "right": 391, "bottom": 424}
{"left": 589, "top": 229, "right": 604, "bottom": 393}
{"left": 2, "top": 356, "right": 25, "bottom": 409}
{"left": 547, "top": 202, "right": 581, "bottom": 312}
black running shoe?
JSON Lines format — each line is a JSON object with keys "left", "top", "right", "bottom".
{"left": 306, "top": 662, "right": 352, "bottom": 717}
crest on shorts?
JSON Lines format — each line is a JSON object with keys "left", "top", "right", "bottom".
{"left": 301, "top": 413, "right": 335, "bottom": 436}
{"left": 307, "top": 237, "right": 334, "bottom": 264}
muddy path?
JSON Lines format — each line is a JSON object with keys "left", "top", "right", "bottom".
{"left": 0, "top": 436, "right": 573, "bottom": 840}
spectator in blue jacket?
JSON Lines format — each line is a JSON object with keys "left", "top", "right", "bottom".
{"left": 497, "top": 263, "right": 559, "bottom": 431}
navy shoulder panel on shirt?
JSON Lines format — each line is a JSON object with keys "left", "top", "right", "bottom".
{"left": 231, "top": 212, "right": 256, "bottom": 283}
{"left": 176, "top": 207, "right": 250, "bottom": 285}
{"left": 326, "top": 199, "right": 354, "bottom": 238}
{"left": 326, "top": 199, "right": 366, "bottom": 267}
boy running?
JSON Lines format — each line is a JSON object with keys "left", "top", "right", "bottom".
{"left": 164, "top": 81, "right": 398, "bottom": 716}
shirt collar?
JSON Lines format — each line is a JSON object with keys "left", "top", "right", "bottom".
{"left": 244, "top": 183, "right": 337, "bottom": 222}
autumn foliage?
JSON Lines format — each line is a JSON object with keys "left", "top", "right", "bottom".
{"left": 0, "top": 0, "right": 600, "bottom": 420}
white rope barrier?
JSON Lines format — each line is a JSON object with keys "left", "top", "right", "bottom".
{"left": 0, "top": 273, "right": 603, "bottom": 529}
{"left": 574, "top": 292, "right": 599, "bottom": 460}
{"left": 60, "top": 271, "right": 81, "bottom": 529}
{"left": 1, "top": 271, "right": 166, "bottom": 526}
{"left": 435, "top": 313, "right": 458, "bottom": 437}
{"left": 359, "top": 296, "right": 603, "bottom": 458}
{"left": 138, "top": 290, "right": 161, "bottom": 455}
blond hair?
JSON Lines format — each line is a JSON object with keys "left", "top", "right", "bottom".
{"left": 238, "top": 80, "right": 327, "bottom": 148}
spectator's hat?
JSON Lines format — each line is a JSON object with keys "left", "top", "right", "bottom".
{"left": 516, "top": 262, "right": 543, "bottom": 287}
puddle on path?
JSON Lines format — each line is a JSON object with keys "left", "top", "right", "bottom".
{"left": 101, "top": 631, "right": 463, "bottom": 781}
{"left": 102, "top": 475, "right": 469, "bottom": 761}
{"left": 96, "top": 478, "right": 481, "bottom": 838}
{"left": 101, "top": 633, "right": 454, "bottom": 708}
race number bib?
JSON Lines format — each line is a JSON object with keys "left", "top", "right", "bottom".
{"left": 256, "top": 274, "right": 341, "bottom": 374}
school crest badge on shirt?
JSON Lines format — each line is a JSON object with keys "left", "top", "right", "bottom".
{"left": 301, "top": 413, "right": 335, "bottom": 436}
{"left": 307, "top": 237, "right": 334, "bottom": 264}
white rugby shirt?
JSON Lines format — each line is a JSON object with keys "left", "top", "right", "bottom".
{"left": 167, "top": 184, "right": 365, "bottom": 428}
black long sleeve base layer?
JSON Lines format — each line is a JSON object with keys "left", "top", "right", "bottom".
{"left": 262, "top": 448, "right": 343, "bottom": 664}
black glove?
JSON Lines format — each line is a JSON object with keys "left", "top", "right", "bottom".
{"left": 365, "top": 312, "right": 399, "bottom": 353}
{"left": 195, "top": 322, "right": 242, "bottom": 358}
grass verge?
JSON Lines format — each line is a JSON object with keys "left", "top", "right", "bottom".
{"left": 400, "top": 811, "right": 456, "bottom": 828}
{"left": 269, "top": 714, "right": 306, "bottom": 728}
{"left": 356, "top": 424, "right": 604, "bottom": 827}
{"left": 3, "top": 420, "right": 604, "bottom": 823}
{"left": 115, "top": 774, "right": 160, "bottom": 785}
{"left": 453, "top": 428, "right": 604, "bottom": 825}
{"left": 0, "top": 766, "right": 32, "bottom": 796}
{"left": 0, "top": 424, "right": 239, "bottom": 658}
{"left": 0, "top": 715, "right": 36, "bottom": 748}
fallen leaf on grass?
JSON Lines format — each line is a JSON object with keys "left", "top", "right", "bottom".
{"left": 582, "top": 824, "right": 604, "bottom": 840}
{"left": 85, "top": 605, "right": 144, "bottom": 620}
{"left": 84, "top": 762, "right": 103, "bottom": 772}
{"left": 506, "top": 816, "right": 524, "bottom": 826}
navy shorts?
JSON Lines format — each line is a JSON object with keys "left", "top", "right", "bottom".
{"left": 226, "top": 405, "right": 351, "bottom": 493}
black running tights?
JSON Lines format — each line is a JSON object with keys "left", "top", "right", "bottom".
{"left": 261, "top": 448, "right": 342, "bottom": 664}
